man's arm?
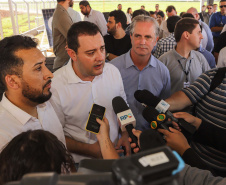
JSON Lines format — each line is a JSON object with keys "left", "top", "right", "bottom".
{"left": 65, "top": 136, "right": 102, "bottom": 159}
{"left": 165, "top": 91, "right": 192, "bottom": 112}
{"left": 96, "top": 11, "right": 107, "bottom": 36}
{"left": 211, "top": 26, "right": 223, "bottom": 32}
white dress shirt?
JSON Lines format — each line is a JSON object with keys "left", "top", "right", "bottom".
{"left": 50, "top": 60, "right": 126, "bottom": 163}
{"left": 0, "top": 94, "right": 66, "bottom": 151}
{"left": 67, "top": 7, "right": 82, "bottom": 23}
{"left": 84, "top": 9, "right": 107, "bottom": 36}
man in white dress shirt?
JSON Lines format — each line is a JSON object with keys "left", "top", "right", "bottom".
{"left": 0, "top": 35, "right": 66, "bottom": 151}
{"left": 50, "top": 21, "right": 130, "bottom": 164}
{"left": 79, "top": 1, "right": 107, "bottom": 36}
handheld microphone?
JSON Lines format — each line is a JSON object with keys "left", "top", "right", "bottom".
{"left": 135, "top": 90, "right": 196, "bottom": 134}
{"left": 142, "top": 106, "right": 171, "bottom": 132}
{"left": 112, "top": 96, "right": 139, "bottom": 150}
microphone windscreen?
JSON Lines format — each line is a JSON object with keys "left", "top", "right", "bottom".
{"left": 112, "top": 96, "right": 129, "bottom": 114}
{"left": 134, "top": 89, "right": 161, "bottom": 107}
{"left": 142, "top": 106, "right": 159, "bottom": 123}
{"left": 140, "top": 129, "right": 165, "bottom": 151}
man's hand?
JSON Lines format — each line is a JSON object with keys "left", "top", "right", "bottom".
{"left": 96, "top": 117, "right": 110, "bottom": 141}
{"left": 173, "top": 112, "right": 202, "bottom": 130}
{"left": 116, "top": 131, "right": 131, "bottom": 156}
{"left": 128, "top": 129, "right": 142, "bottom": 153}
{"left": 158, "top": 127, "right": 191, "bottom": 156}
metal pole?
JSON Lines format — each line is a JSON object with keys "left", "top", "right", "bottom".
{"left": 12, "top": 1, "right": 19, "bottom": 34}
{"left": 41, "top": 0, "right": 45, "bottom": 9}
{"left": 23, "top": 0, "right": 30, "bottom": 30}
{"left": 8, "top": 0, "right": 17, "bottom": 35}
{"left": 0, "top": 14, "right": 4, "bottom": 39}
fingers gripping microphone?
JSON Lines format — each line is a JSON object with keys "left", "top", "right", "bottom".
{"left": 135, "top": 90, "right": 196, "bottom": 134}
{"left": 142, "top": 106, "right": 170, "bottom": 132}
{"left": 112, "top": 96, "right": 139, "bottom": 149}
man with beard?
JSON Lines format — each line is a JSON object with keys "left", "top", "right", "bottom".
{"left": 79, "top": 1, "right": 107, "bottom": 36}
{"left": 50, "top": 22, "right": 130, "bottom": 165}
{"left": 67, "top": 0, "right": 81, "bottom": 23}
{"left": 104, "top": 10, "right": 132, "bottom": 61}
{"left": 52, "top": 0, "right": 73, "bottom": 70}
{"left": 0, "top": 35, "right": 66, "bottom": 151}
{"left": 159, "top": 18, "right": 210, "bottom": 94}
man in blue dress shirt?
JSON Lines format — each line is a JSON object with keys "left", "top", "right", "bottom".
{"left": 111, "top": 15, "right": 171, "bottom": 131}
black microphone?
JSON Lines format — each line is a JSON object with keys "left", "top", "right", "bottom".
{"left": 112, "top": 96, "right": 140, "bottom": 150}
{"left": 142, "top": 106, "right": 171, "bottom": 132}
{"left": 135, "top": 89, "right": 196, "bottom": 134}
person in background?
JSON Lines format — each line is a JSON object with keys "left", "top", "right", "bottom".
{"left": 67, "top": 0, "right": 81, "bottom": 23}
{"left": 150, "top": 11, "right": 157, "bottom": 19}
{"left": 79, "top": 0, "right": 107, "bottom": 36}
{"left": 52, "top": 0, "right": 73, "bottom": 70}
{"left": 117, "top": 4, "right": 122, "bottom": 11}
{"left": 156, "top": 11, "right": 165, "bottom": 26}
{"left": 104, "top": 10, "right": 132, "bottom": 61}
{"left": 126, "top": 7, "right": 132, "bottom": 25}
{"left": 203, "top": 4, "right": 214, "bottom": 25}
{"left": 214, "top": 3, "right": 218, "bottom": 13}
{"left": 141, "top": 5, "right": 145, "bottom": 10}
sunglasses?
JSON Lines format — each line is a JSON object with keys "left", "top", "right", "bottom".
{"left": 207, "top": 7, "right": 212, "bottom": 9}
{"left": 220, "top": 5, "right": 226, "bottom": 8}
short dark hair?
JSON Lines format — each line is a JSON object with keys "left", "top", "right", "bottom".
{"left": 127, "top": 7, "right": 131, "bottom": 13}
{"left": 174, "top": 18, "right": 199, "bottom": 42}
{"left": 132, "top": 9, "right": 150, "bottom": 19}
{"left": 57, "top": 0, "right": 66, "bottom": 2}
{"left": 141, "top": 5, "right": 145, "bottom": 8}
{"left": 220, "top": 0, "right": 226, "bottom": 2}
{"left": 67, "top": 21, "right": 101, "bottom": 53}
{"left": 0, "top": 130, "right": 75, "bottom": 185}
{"left": 182, "top": 13, "right": 195, "bottom": 18}
{"left": 157, "top": 11, "right": 165, "bottom": 18}
{"left": 166, "top": 5, "right": 176, "bottom": 13}
{"left": 79, "top": 0, "right": 90, "bottom": 7}
{"left": 207, "top": 4, "right": 213, "bottom": 7}
{"left": 0, "top": 35, "right": 38, "bottom": 90}
{"left": 118, "top": 4, "right": 121, "bottom": 6}
{"left": 149, "top": 11, "right": 155, "bottom": 15}
{"left": 167, "top": 16, "right": 181, "bottom": 33}
{"left": 109, "top": 10, "right": 127, "bottom": 30}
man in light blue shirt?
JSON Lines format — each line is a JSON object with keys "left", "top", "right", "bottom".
{"left": 111, "top": 15, "right": 171, "bottom": 131}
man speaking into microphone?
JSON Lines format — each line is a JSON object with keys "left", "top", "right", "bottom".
{"left": 111, "top": 15, "right": 171, "bottom": 131}
{"left": 50, "top": 22, "right": 130, "bottom": 165}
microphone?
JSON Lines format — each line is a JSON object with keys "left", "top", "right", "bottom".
{"left": 135, "top": 90, "right": 196, "bottom": 134}
{"left": 112, "top": 96, "right": 139, "bottom": 150}
{"left": 142, "top": 106, "right": 171, "bottom": 132}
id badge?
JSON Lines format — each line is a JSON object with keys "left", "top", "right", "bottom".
{"left": 184, "top": 82, "right": 190, "bottom": 88}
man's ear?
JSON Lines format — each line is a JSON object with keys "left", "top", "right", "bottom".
{"left": 5, "top": 75, "right": 20, "bottom": 90}
{"left": 183, "top": 31, "right": 190, "bottom": 40}
{"left": 116, "top": 22, "right": 122, "bottom": 29}
{"left": 67, "top": 48, "right": 77, "bottom": 62}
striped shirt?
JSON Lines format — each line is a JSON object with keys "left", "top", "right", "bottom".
{"left": 182, "top": 68, "right": 226, "bottom": 173}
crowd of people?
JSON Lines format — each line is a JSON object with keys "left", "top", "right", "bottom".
{"left": 0, "top": 0, "right": 226, "bottom": 184}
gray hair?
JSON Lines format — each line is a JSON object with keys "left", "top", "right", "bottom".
{"left": 129, "top": 15, "right": 160, "bottom": 39}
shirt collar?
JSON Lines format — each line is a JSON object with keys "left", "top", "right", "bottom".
{"left": 173, "top": 46, "right": 194, "bottom": 61}
{"left": 86, "top": 9, "right": 93, "bottom": 17}
{"left": 65, "top": 59, "right": 107, "bottom": 84}
{"left": 1, "top": 93, "right": 46, "bottom": 125}
{"left": 125, "top": 50, "right": 157, "bottom": 69}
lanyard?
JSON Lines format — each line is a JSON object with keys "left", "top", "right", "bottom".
{"left": 177, "top": 59, "right": 192, "bottom": 82}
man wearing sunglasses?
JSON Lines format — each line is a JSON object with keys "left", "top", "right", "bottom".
{"left": 203, "top": 4, "right": 214, "bottom": 25}
{"left": 209, "top": 0, "right": 226, "bottom": 46}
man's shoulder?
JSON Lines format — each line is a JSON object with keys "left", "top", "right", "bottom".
{"left": 158, "top": 49, "right": 174, "bottom": 60}
{"left": 110, "top": 52, "right": 127, "bottom": 68}
{"left": 52, "top": 66, "right": 68, "bottom": 86}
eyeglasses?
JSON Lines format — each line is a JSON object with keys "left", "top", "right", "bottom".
{"left": 220, "top": 5, "right": 226, "bottom": 8}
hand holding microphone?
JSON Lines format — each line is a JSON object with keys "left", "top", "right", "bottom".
{"left": 134, "top": 90, "right": 196, "bottom": 134}
{"left": 112, "top": 96, "right": 140, "bottom": 151}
